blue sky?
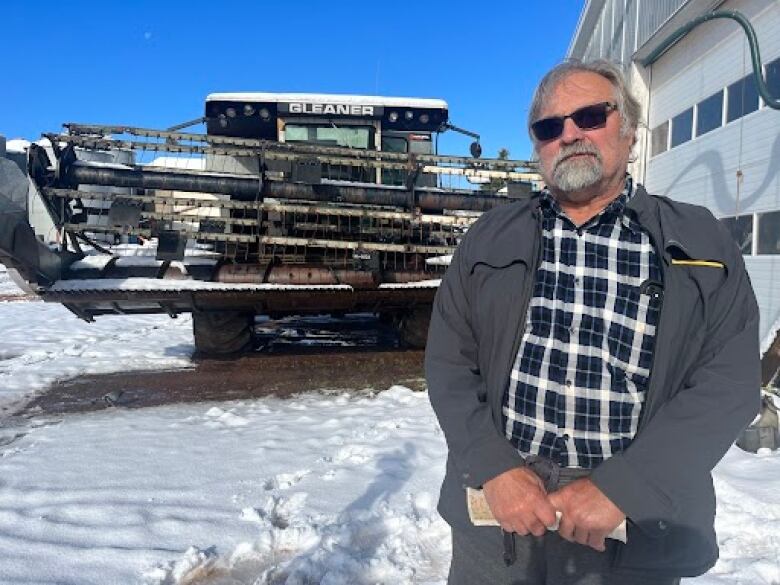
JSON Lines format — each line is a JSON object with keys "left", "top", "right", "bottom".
{"left": 3, "top": 1, "right": 581, "bottom": 160}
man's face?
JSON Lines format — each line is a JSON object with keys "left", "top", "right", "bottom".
{"left": 533, "top": 71, "right": 634, "bottom": 199}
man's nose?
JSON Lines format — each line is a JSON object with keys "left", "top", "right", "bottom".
{"left": 559, "top": 117, "right": 585, "bottom": 144}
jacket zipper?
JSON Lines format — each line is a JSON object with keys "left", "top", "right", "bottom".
{"left": 636, "top": 241, "right": 670, "bottom": 434}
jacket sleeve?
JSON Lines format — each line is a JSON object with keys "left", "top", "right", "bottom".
{"left": 425, "top": 236, "right": 525, "bottom": 489}
{"left": 590, "top": 242, "right": 761, "bottom": 535}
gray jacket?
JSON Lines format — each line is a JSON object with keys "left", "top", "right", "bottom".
{"left": 425, "top": 185, "right": 761, "bottom": 577}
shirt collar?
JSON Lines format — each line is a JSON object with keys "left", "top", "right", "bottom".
{"left": 540, "top": 175, "right": 640, "bottom": 234}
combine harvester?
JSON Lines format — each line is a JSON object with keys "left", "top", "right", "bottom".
{"left": 0, "top": 93, "right": 539, "bottom": 354}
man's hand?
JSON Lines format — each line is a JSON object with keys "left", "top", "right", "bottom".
{"left": 482, "top": 467, "right": 559, "bottom": 537}
{"left": 548, "top": 478, "right": 625, "bottom": 552}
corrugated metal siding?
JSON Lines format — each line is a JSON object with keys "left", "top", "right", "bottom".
{"left": 609, "top": 0, "right": 624, "bottom": 61}
{"left": 592, "top": 14, "right": 604, "bottom": 59}
{"left": 643, "top": 0, "right": 780, "bottom": 346}
{"left": 645, "top": 108, "right": 780, "bottom": 215}
{"left": 648, "top": 0, "right": 775, "bottom": 125}
{"left": 646, "top": 0, "right": 780, "bottom": 213}
{"left": 624, "top": 0, "right": 639, "bottom": 62}
{"left": 573, "top": 0, "right": 687, "bottom": 65}
{"left": 603, "top": 0, "right": 614, "bottom": 59}
{"left": 637, "top": 0, "right": 687, "bottom": 48}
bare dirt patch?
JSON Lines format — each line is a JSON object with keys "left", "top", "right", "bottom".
{"left": 9, "top": 314, "right": 426, "bottom": 420}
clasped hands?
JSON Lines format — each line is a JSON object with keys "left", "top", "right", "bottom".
{"left": 482, "top": 467, "right": 625, "bottom": 552}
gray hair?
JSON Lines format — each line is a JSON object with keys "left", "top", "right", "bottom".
{"left": 527, "top": 59, "right": 641, "bottom": 141}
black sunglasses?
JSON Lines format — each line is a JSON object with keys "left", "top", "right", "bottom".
{"left": 531, "top": 102, "right": 618, "bottom": 141}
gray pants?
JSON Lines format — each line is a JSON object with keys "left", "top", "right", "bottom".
{"left": 447, "top": 457, "right": 681, "bottom": 585}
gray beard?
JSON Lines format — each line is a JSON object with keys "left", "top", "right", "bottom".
{"left": 544, "top": 143, "right": 604, "bottom": 194}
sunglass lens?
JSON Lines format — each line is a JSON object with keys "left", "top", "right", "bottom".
{"left": 532, "top": 118, "right": 564, "bottom": 141}
{"left": 571, "top": 104, "right": 608, "bottom": 130}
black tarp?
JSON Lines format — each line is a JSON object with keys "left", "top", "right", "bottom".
{"left": 0, "top": 157, "right": 64, "bottom": 285}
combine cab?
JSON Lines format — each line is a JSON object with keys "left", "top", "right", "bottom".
{"left": 0, "top": 93, "right": 539, "bottom": 354}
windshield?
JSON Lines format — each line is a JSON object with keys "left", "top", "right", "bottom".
{"left": 285, "top": 124, "right": 372, "bottom": 149}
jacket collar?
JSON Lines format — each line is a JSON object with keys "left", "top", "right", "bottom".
{"left": 466, "top": 183, "right": 732, "bottom": 273}
{"left": 541, "top": 175, "right": 641, "bottom": 235}
{"left": 627, "top": 185, "right": 731, "bottom": 269}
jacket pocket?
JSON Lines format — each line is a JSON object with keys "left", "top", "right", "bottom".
{"left": 469, "top": 260, "right": 529, "bottom": 377}
{"left": 667, "top": 243, "right": 728, "bottom": 297}
{"left": 469, "top": 260, "right": 528, "bottom": 333}
{"left": 614, "top": 475, "right": 718, "bottom": 577}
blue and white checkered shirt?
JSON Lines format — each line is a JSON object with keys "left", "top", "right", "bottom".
{"left": 503, "top": 176, "right": 662, "bottom": 469}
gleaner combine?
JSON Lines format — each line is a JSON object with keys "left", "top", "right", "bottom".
{"left": 0, "top": 93, "right": 539, "bottom": 354}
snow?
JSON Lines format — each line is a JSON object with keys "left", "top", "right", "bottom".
{"left": 70, "top": 256, "right": 218, "bottom": 270}
{"left": 206, "top": 92, "right": 448, "bottom": 110}
{"left": 0, "top": 264, "right": 779, "bottom": 584}
{"left": 0, "top": 300, "right": 193, "bottom": 413}
{"left": 146, "top": 156, "right": 206, "bottom": 170}
{"left": 761, "top": 314, "right": 780, "bottom": 356}
{"left": 425, "top": 255, "right": 452, "bottom": 266}
{"left": 72, "top": 159, "right": 135, "bottom": 170}
{"left": 5, "top": 139, "right": 31, "bottom": 153}
{"left": 0, "top": 265, "right": 27, "bottom": 298}
{"left": 49, "top": 278, "right": 354, "bottom": 292}
{"left": 0, "top": 385, "right": 451, "bottom": 585}
{"left": 378, "top": 280, "right": 442, "bottom": 289}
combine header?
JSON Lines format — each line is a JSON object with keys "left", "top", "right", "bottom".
{"left": 0, "top": 93, "right": 539, "bottom": 353}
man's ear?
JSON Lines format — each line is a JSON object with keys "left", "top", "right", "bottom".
{"left": 628, "top": 129, "right": 639, "bottom": 163}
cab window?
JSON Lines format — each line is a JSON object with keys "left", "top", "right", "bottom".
{"left": 285, "top": 125, "right": 373, "bottom": 149}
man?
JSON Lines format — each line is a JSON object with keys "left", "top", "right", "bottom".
{"left": 425, "top": 59, "right": 760, "bottom": 584}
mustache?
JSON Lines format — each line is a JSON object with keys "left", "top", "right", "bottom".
{"left": 552, "top": 142, "right": 603, "bottom": 169}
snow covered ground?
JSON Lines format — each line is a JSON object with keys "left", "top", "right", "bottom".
{"left": 0, "top": 268, "right": 193, "bottom": 415}
{"left": 0, "top": 265, "right": 779, "bottom": 584}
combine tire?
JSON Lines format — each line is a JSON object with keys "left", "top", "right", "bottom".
{"left": 396, "top": 307, "right": 431, "bottom": 349}
{"left": 193, "top": 310, "right": 254, "bottom": 355}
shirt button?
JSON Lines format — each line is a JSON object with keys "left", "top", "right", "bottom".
{"left": 562, "top": 433, "right": 570, "bottom": 441}
{"left": 574, "top": 277, "right": 581, "bottom": 285}
{"left": 565, "top": 380, "right": 573, "bottom": 387}
{"left": 658, "top": 520, "right": 668, "bottom": 531}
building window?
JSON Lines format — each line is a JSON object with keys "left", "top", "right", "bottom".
{"left": 670, "top": 108, "right": 693, "bottom": 148}
{"left": 696, "top": 90, "right": 723, "bottom": 136}
{"left": 727, "top": 74, "right": 759, "bottom": 122}
{"left": 767, "top": 57, "right": 780, "bottom": 105}
{"left": 758, "top": 210, "right": 780, "bottom": 255}
{"left": 721, "top": 215, "right": 753, "bottom": 255}
{"left": 651, "top": 121, "right": 669, "bottom": 156}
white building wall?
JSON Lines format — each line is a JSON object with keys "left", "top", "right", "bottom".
{"left": 643, "top": 0, "right": 780, "bottom": 349}
{"left": 647, "top": 0, "right": 778, "bottom": 127}
{"left": 578, "top": 0, "right": 689, "bottom": 65}
{"left": 749, "top": 257, "right": 780, "bottom": 353}
{"left": 570, "top": 0, "right": 780, "bottom": 352}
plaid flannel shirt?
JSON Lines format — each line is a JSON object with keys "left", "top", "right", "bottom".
{"left": 503, "top": 176, "right": 662, "bottom": 469}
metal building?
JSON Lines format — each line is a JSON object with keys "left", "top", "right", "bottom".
{"left": 568, "top": 0, "right": 780, "bottom": 371}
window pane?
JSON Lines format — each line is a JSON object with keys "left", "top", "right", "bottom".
{"left": 409, "top": 136, "right": 433, "bottom": 155}
{"left": 316, "top": 127, "right": 370, "bottom": 149}
{"left": 285, "top": 125, "right": 371, "bottom": 149}
{"left": 670, "top": 108, "right": 693, "bottom": 148}
{"left": 380, "top": 137, "right": 407, "bottom": 185}
{"left": 696, "top": 90, "right": 723, "bottom": 136}
{"left": 727, "top": 75, "right": 760, "bottom": 122}
{"left": 767, "top": 58, "right": 780, "bottom": 104}
{"left": 758, "top": 210, "right": 780, "bottom": 255}
{"left": 285, "top": 126, "right": 308, "bottom": 141}
{"left": 744, "top": 74, "right": 759, "bottom": 114}
{"left": 381, "top": 136, "right": 407, "bottom": 153}
{"left": 651, "top": 121, "right": 668, "bottom": 156}
{"left": 727, "top": 79, "right": 742, "bottom": 122}
{"left": 720, "top": 215, "right": 753, "bottom": 255}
